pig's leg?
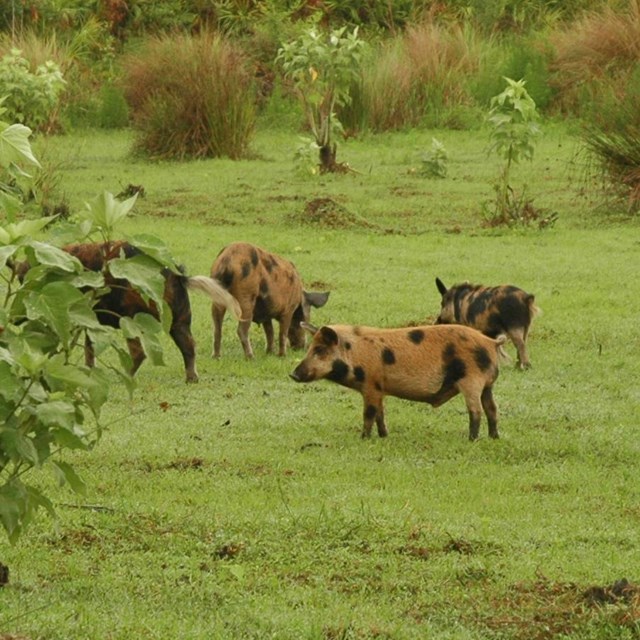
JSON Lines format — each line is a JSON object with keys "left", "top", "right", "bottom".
{"left": 127, "top": 338, "right": 146, "bottom": 376}
{"left": 84, "top": 334, "right": 96, "bottom": 368}
{"left": 170, "top": 323, "right": 198, "bottom": 383}
{"left": 481, "top": 386, "right": 499, "bottom": 439}
{"left": 362, "top": 392, "right": 385, "bottom": 438}
{"left": 237, "top": 318, "right": 254, "bottom": 359}
{"left": 462, "top": 391, "right": 483, "bottom": 441}
{"left": 212, "top": 304, "right": 225, "bottom": 358}
{"left": 262, "top": 320, "right": 275, "bottom": 354}
{"left": 510, "top": 328, "right": 530, "bottom": 369}
{"left": 277, "top": 314, "right": 293, "bottom": 357}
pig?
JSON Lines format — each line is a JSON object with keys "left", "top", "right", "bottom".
{"left": 210, "top": 242, "right": 329, "bottom": 358}
{"left": 290, "top": 323, "right": 507, "bottom": 441}
{"left": 32, "top": 241, "right": 241, "bottom": 382}
{"left": 435, "top": 277, "right": 539, "bottom": 370}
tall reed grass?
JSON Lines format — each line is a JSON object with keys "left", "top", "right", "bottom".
{"left": 123, "top": 31, "right": 256, "bottom": 160}
{"left": 344, "top": 20, "right": 488, "bottom": 132}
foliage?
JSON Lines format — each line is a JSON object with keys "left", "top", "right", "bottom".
{"left": 549, "top": 0, "right": 640, "bottom": 114}
{"left": 0, "top": 48, "right": 65, "bottom": 133}
{"left": 97, "top": 83, "right": 129, "bottom": 129}
{"left": 420, "top": 137, "right": 449, "bottom": 178}
{"left": 0, "top": 111, "right": 178, "bottom": 542}
{"left": 483, "top": 77, "right": 550, "bottom": 227}
{"left": 123, "top": 30, "right": 256, "bottom": 160}
{"left": 277, "top": 25, "right": 365, "bottom": 172}
{"left": 582, "top": 63, "right": 640, "bottom": 211}
{"left": 0, "top": 101, "right": 41, "bottom": 219}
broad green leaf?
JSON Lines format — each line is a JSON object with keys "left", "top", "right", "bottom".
{"left": 51, "top": 461, "right": 87, "bottom": 495}
{"left": 0, "top": 191, "right": 22, "bottom": 221}
{"left": 44, "top": 356, "right": 94, "bottom": 390}
{"left": 24, "top": 281, "right": 87, "bottom": 346}
{"left": 0, "top": 218, "right": 57, "bottom": 244}
{"left": 120, "top": 313, "right": 165, "bottom": 366}
{"left": 0, "top": 484, "right": 22, "bottom": 542}
{"left": 0, "top": 244, "right": 17, "bottom": 269}
{"left": 35, "top": 399, "right": 76, "bottom": 430}
{"left": 0, "top": 123, "right": 41, "bottom": 170}
{"left": 81, "top": 191, "right": 138, "bottom": 234}
{"left": 0, "top": 360, "right": 21, "bottom": 402}
{"left": 108, "top": 255, "right": 166, "bottom": 311}
{"left": 30, "top": 241, "right": 81, "bottom": 272}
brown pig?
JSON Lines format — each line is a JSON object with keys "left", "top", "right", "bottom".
{"left": 26, "top": 241, "right": 242, "bottom": 382}
{"left": 210, "top": 242, "right": 329, "bottom": 358}
{"left": 435, "top": 277, "right": 539, "bottom": 369}
{"left": 290, "top": 323, "right": 507, "bottom": 441}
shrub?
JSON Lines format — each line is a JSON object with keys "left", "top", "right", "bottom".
{"left": 352, "top": 20, "right": 484, "bottom": 133}
{"left": 582, "top": 64, "right": 640, "bottom": 211}
{"left": 97, "top": 83, "right": 129, "bottom": 129}
{"left": 123, "top": 31, "right": 256, "bottom": 160}
{"left": 0, "top": 49, "right": 65, "bottom": 133}
{"left": 550, "top": 0, "right": 640, "bottom": 114}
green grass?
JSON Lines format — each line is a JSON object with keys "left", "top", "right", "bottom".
{"left": 2, "top": 123, "right": 640, "bottom": 639}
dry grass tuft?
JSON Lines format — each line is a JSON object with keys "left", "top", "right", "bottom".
{"left": 123, "top": 30, "right": 256, "bottom": 160}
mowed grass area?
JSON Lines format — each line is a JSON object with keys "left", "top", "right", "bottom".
{"left": 2, "top": 124, "right": 640, "bottom": 639}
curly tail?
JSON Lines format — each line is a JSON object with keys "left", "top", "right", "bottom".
{"left": 494, "top": 334, "right": 511, "bottom": 363}
{"left": 187, "top": 275, "right": 242, "bottom": 320}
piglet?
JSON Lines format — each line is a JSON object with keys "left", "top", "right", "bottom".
{"left": 291, "top": 323, "right": 506, "bottom": 441}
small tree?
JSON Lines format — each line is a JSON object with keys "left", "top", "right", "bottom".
{"left": 483, "top": 77, "right": 554, "bottom": 227}
{"left": 277, "top": 26, "right": 365, "bottom": 173}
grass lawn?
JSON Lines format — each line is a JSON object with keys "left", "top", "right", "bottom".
{"left": 1, "top": 122, "right": 640, "bottom": 639}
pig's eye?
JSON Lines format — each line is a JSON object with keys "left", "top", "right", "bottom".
{"left": 313, "top": 345, "right": 327, "bottom": 357}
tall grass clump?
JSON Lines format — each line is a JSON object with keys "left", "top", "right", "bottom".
{"left": 549, "top": 0, "right": 640, "bottom": 114}
{"left": 582, "top": 64, "right": 640, "bottom": 211}
{"left": 123, "top": 31, "right": 256, "bottom": 160}
{"left": 351, "top": 20, "right": 485, "bottom": 132}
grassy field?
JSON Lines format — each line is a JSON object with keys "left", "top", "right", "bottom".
{"left": 1, "top": 123, "right": 640, "bottom": 639}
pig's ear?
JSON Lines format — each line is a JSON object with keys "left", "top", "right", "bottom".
{"left": 435, "top": 277, "right": 448, "bottom": 296}
{"left": 304, "top": 290, "right": 330, "bottom": 308}
{"left": 300, "top": 321, "right": 318, "bottom": 335}
{"left": 319, "top": 326, "right": 339, "bottom": 346}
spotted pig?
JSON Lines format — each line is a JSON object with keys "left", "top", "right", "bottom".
{"left": 290, "top": 323, "right": 506, "bottom": 441}
{"left": 210, "top": 242, "right": 329, "bottom": 358}
{"left": 60, "top": 241, "right": 241, "bottom": 382}
{"left": 435, "top": 278, "right": 539, "bottom": 370}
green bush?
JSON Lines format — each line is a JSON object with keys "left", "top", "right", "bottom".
{"left": 0, "top": 49, "right": 65, "bottom": 133}
{"left": 123, "top": 31, "right": 256, "bottom": 160}
{"left": 582, "top": 63, "right": 640, "bottom": 210}
{"left": 97, "top": 83, "right": 129, "bottom": 129}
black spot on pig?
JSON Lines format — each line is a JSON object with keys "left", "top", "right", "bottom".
{"left": 382, "top": 348, "right": 396, "bottom": 365}
{"left": 474, "top": 346, "right": 492, "bottom": 372}
{"left": 241, "top": 261, "right": 252, "bottom": 279}
{"left": 353, "top": 366, "right": 365, "bottom": 382}
{"left": 408, "top": 329, "right": 425, "bottom": 344}
{"left": 328, "top": 359, "right": 349, "bottom": 382}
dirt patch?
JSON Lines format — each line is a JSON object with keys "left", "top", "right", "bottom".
{"left": 480, "top": 577, "right": 640, "bottom": 640}
{"left": 166, "top": 457, "right": 206, "bottom": 471}
{"left": 288, "top": 197, "right": 402, "bottom": 235}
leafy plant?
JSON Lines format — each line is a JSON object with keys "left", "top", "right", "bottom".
{"left": 0, "top": 49, "right": 66, "bottom": 133}
{"left": 483, "top": 77, "right": 551, "bottom": 227}
{"left": 420, "top": 137, "right": 449, "bottom": 178}
{"left": 0, "top": 110, "right": 177, "bottom": 542}
{"left": 0, "top": 99, "right": 41, "bottom": 219}
{"left": 277, "top": 26, "right": 365, "bottom": 173}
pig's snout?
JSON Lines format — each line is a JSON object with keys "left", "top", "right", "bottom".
{"left": 290, "top": 363, "right": 311, "bottom": 383}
